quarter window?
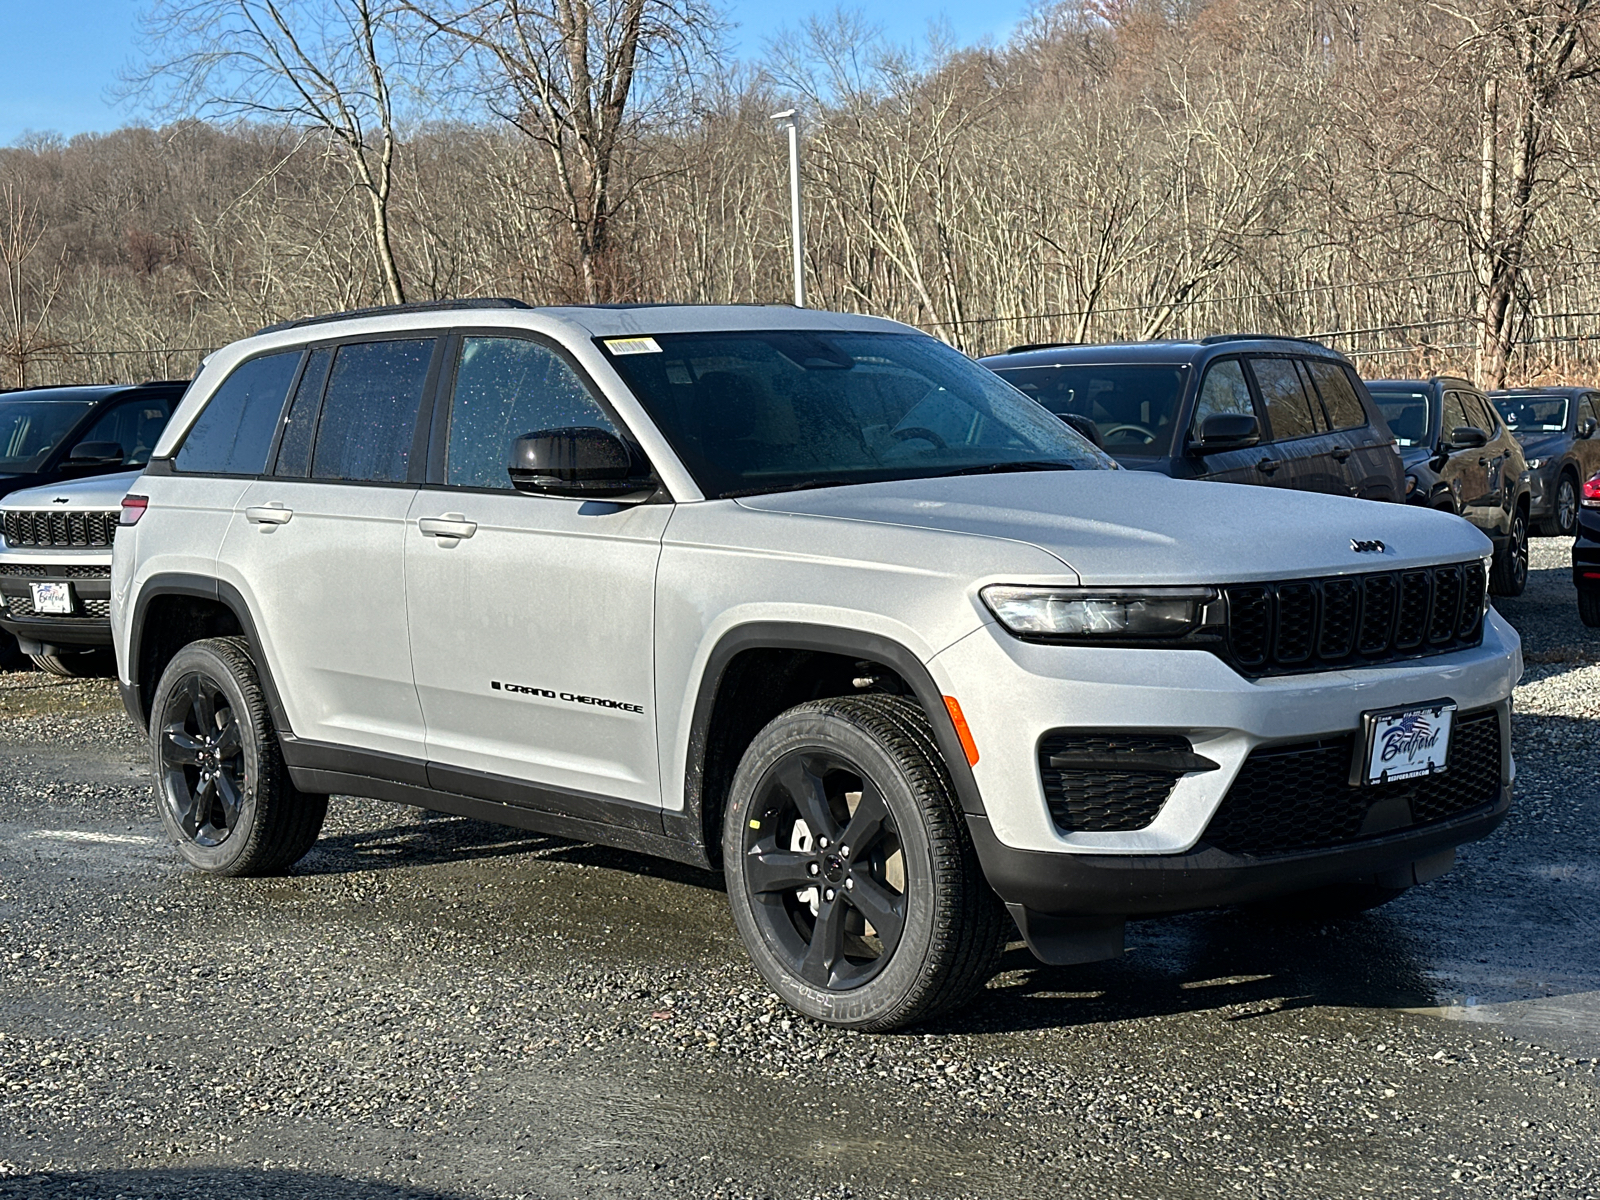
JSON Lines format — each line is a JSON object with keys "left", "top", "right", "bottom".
{"left": 445, "top": 337, "right": 621, "bottom": 489}
{"left": 310, "top": 340, "right": 434, "bottom": 484}
{"left": 1190, "top": 359, "right": 1255, "bottom": 433}
{"left": 1305, "top": 361, "right": 1368, "bottom": 430}
{"left": 1250, "top": 357, "right": 1324, "bottom": 441}
{"left": 176, "top": 351, "right": 302, "bottom": 475}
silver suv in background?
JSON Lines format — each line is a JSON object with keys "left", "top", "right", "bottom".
{"left": 113, "top": 301, "right": 1521, "bottom": 1030}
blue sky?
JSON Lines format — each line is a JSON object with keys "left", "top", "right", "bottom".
{"left": 0, "top": 0, "right": 1027, "bottom": 145}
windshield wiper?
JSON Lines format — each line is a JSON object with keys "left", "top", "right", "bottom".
{"left": 931, "top": 460, "right": 1078, "bottom": 478}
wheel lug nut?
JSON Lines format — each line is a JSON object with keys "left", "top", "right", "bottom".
{"left": 807, "top": 862, "right": 819, "bottom": 876}
{"left": 824, "top": 888, "right": 836, "bottom": 902}
{"left": 818, "top": 837, "right": 829, "bottom": 849}
{"left": 840, "top": 844, "right": 850, "bottom": 858}
{"left": 845, "top": 877, "right": 855, "bottom": 890}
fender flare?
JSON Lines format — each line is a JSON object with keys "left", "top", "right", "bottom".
{"left": 124, "top": 572, "right": 292, "bottom": 737}
{"left": 676, "top": 622, "right": 988, "bottom": 852}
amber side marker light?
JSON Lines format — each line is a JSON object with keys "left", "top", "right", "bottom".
{"left": 942, "top": 695, "right": 980, "bottom": 766}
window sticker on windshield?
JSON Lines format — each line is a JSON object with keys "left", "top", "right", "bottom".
{"left": 604, "top": 337, "right": 662, "bottom": 355}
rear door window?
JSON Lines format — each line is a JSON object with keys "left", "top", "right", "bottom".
{"left": 273, "top": 348, "right": 332, "bottom": 478}
{"left": 176, "top": 351, "right": 302, "bottom": 474}
{"left": 1305, "top": 361, "right": 1368, "bottom": 430}
{"left": 311, "top": 340, "right": 435, "bottom": 483}
{"left": 1249, "top": 357, "right": 1324, "bottom": 441}
{"left": 444, "top": 337, "right": 621, "bottom": 489}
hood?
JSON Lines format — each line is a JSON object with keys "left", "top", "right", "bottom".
{"left": 0, "top": 469, "right": 142, "bottom": 512}
{"left": 735, "top": 471, "right": 1492, "bottom": 584}
{"left": 1513, "top": 432, "right": 1567, "bottom": 460}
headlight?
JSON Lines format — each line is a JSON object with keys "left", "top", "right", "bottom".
{"left": 981, "top": 585, "right": 1215, "bottom": 638}
{"left": 1526, "top": 458, "right": 1544, "bottom": 469}
{"left": 1404, "top": 474, "right": 1417, "bottom": 497}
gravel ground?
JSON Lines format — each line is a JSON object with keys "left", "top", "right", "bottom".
{"left": 2, "top": 538, "right": 1598, "bottom": 1199}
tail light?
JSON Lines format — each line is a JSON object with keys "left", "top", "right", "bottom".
{"left": 1583, "top": 473, "right": 1600, "bottom": 508}
{"left": 120, "top": 495, "right": 149, "bottom": 525}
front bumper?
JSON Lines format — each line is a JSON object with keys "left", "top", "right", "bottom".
{"left": 0, "top": 548, "right": 115, "bottom": 649}
{"left": 1574, "top": 513, "right": 1600, "bottom": 590}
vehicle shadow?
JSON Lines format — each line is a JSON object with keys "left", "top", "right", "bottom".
{"left": 299, "top": 809, "right": 724, "bottom": 893}
{"left": 0, "top": 1169, "right": 467, "bottom": 1200}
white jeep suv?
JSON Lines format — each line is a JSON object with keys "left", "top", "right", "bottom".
{"left": 111, "top": 301, "right": 1521, "bottom": 1030}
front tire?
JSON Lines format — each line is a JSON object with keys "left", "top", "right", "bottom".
{"left": 1490, "top": 507, "right": 1529, "bottom": 596}
{"left": 149, "top": 636, "right": 326, "bottom": 876}
{"left": 1548, "top": 472, "right": 1580, "bottom": 537}
{"left": 723, "top": 696, "right": 1005, "bottom": 1031}
{"left": 1580, "top": 589, "right": 1600, "bottom": 629}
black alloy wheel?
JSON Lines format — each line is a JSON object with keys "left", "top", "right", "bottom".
{"left": 740, "top": 749, "right": 908, "bottom": 992}
{"left": 1555, "top": 473, "right": 1580, "bottom": 537}
{"left": 149, "top": 637, "right": 327, "bottom": 876}
{"left": 723, "top": 696, "right": 1006, "bottom": 1031}
{"left": 158, "top": 673, "right": 246, "bottom": 848}
{"left": 1491, "top": 508, "right": 1530, "bottom": 596}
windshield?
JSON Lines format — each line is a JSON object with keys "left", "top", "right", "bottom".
{"left": 987, "top": 364, "right": 1186, "bottom": 457}
{"left": 1492, "top": 394, "right": 1568, "bottom": 433}
{"left": 601, "top": 331, "right": 1116, "bottom": 498}
{"left": 1368, "top": 388, "right": 1432, "bottom": 447}
{"left": 0, "top": 398, "right": 96, "bottom": 471}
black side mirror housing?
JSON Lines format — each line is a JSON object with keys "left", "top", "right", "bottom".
{"left": 508, "top": 428, "right": 654, "bottom": 500}
{"left": 1056, "top": 412, "right": 1103, "bottom": 449}
{"left": 65, "top": 441, "right": 125, "bottom": 466}
{"left": 1188, "top": 412, "right": 1260, "bottom": 454}
{"left": 1578, "top": 417, "right": 1597, "bottom": 439}
{"left": 1446, "top": 425, "right": 1489, "bottom": 451}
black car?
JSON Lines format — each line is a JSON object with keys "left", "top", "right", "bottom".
{"left": 1576, "top": 470, "right": 1600, "bottom": 628}
{"left": 1366, "top": 376, "right": 1531, "bottom": 596}
{"left": 978, "top": 335, "right": 1405, "bottom": 502}
{"left": 0, "top": 380, "right": 186, "bottom": 667}
{"left": 1488, "top": 386, "right": 1600, "bottom": 537}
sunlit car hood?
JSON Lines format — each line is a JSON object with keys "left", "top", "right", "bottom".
{"left": 0, "top": 469, "right": 142, "bottom": 511}
{"left": 734, "top": 471, "right": 1492, "bottom": 584}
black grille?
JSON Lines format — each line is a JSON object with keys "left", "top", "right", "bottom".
{"left": 1224, "top": 561, "right": 1485, "bottom": 675}
{"left": 2, "top": 510, "right": 119, "bottom": 548}
{"left": 1202, "top": 709, "right": 1502, "bottom": 857}
{"left": 1038, "top": 732, "right": 1207, "bottom": 833}
{"left": 1, "top": 593, "right": 110, "bottom": 620}
{"left": 0, "top": 563, "right": 111, "bottom": 578}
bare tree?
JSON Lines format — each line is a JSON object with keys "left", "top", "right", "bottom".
{"left": 406, "top": 0, "right": 723, "bottom": 302}
{"left": 134, "top": 0, "right": 417, "bottom": 305}
{"left": 0, "top": 183, "right": 69, "bottom": 388}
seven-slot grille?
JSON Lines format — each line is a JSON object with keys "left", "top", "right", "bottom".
{"left": 1201, "top": 708, "right": 1502, "bottom": 857}
{"left": 2, "top": 509, "right": 119, "bottom": 549}
{"left": 1223, "top": 561, "right": 1485, "bottom": 675}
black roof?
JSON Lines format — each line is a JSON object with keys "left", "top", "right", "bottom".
{"left": 980, "top": 334, "right": 1345, "bottom": 367}
{"left": 1487, "top": 385, "right": 1593, "bottom": 397}
{"left": 1367, "top": 376, "right": 1476, "bottom": 392}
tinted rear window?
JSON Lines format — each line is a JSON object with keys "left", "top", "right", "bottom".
{"left": 177, "top": 352, "right": 302, "bottom": 474}
{"left": 310, "top": 340, "right": 434, "bottom": 483}
{"left": 1250, "top": 357, "right": 1323, "bottom": 440}
{"left": 990, "top": 364, "right": 1186, "bottom": 456}
{"left": 1305, "top": 361, "right": 1368, "bottom": 431}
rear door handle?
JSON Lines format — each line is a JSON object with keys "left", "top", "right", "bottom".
{"left": 419, "top": 514, "right": 477, "bottom": 540}
{"left": 245, "top": 505, "right": 293, "bottom": 525}
{"left": 1255, "top": 457, "right": 1279, "bottom": 474}
{"left": 1331, "top": 446, "right": 1352, "bottom": 462}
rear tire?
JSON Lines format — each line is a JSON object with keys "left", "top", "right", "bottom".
{"left": 1490, "top": 507, "right": 1529, "bottom": 596}
{"left": 1580, "top": 589, "right": 1600, "bottom": 629}
{"left": 723, "top": 695, "right": 1006, "bottom": 1031}
{"left": 149, "top": 636, "right": 326, "bottom": 876}
{"left": 30, "top": 648, "right": 116, "bottom": 677}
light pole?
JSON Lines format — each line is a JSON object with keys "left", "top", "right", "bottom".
{"left": 771, "top": 108, "right": 806, "bottom": 308}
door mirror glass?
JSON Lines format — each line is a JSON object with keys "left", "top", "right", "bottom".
{"left": 1189, "top": 412, "right": 1260, "bottom": 453}
{"left": 1579, "top": 417, "right": 1597, "bottom": 439}
{"left": 509, "top": 428, "right": 654, "bottom": 499}
{"left": 1447, "top": 425, "right": 1489, "bottom": 450}
{"left": 65, "top": 440, "right": 125, "bottom": 466}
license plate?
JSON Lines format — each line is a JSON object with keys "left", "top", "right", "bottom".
{"left": 29, "top": 581, "right": 73, "bottom": 615}
{"left": 1360, "top": 700, "right": 1455, "bottom": 785}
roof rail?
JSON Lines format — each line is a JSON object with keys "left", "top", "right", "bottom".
{"left": 1198, "top": 333, "right": 1332, "bottom": 349}
{"left": 1000, "top": 341, "right": 1079, "bottom": 355}
{"left": 254, "top": 297, "right": 533, "bottom": 337}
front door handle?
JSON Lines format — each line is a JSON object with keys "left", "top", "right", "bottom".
{"left": 419, "top": 514, "right": 477, "bottom": 540}
{"left": 1255, "top": 457, "right": 1279, "bottom": 475}
{"left": 245, "top": 505, "right": 293, "bottom": 525}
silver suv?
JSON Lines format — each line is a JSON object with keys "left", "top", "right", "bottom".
{"left": 112, "top": 301, "right": 1522, "bottom": 1030}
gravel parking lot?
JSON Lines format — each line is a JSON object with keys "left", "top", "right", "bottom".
{"left": 2, "top": 538, "right": 1597, "bottom": 1200}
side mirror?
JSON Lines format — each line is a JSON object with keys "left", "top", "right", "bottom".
{"left": 65, "top": 440, "right": 125, "bottom": 466}
{"left": 1188, "top": 412, "right": 1260, "bottom": 454}
{"left": 508, "top": 428, "right": 654, "bottom": 500}
{"left": 1056, "top": 412, "right": 1103, "bottom": 449}
{"left": 1578, "top": 417, "right": 1597, "bottom": 439}
{"left": 1446, "top": 425, "right": 1489, "bottom": 450}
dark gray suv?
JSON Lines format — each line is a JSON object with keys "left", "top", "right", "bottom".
{"left": 979, "top": 336, "right": 1405, "bottom": 502}
{"left": 1488, "top": 386, "right": 1600, "bottom": 537}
